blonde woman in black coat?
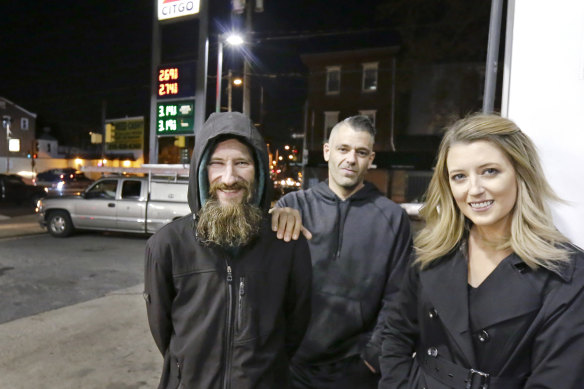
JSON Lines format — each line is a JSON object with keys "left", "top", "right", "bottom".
{"left": 379, "top": 114, "right": 584, "bottom": 389}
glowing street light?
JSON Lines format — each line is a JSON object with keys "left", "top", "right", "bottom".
{"left": 216, "top": 32, "right": 244, "bottom": 112}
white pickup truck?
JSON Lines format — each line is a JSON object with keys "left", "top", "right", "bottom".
{"left": 37, "top": 167, "right": 191, "bottom": 237}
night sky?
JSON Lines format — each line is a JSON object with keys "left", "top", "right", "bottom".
{"left": 0, "top": 0, "right": 392, "bottom": 148}
{"left": 1, "top": 1, "right": 490, "bottom": 148}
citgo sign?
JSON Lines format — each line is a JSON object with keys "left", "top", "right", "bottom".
{"left": 157, "top": 0, "right": 200, "bottom": 21}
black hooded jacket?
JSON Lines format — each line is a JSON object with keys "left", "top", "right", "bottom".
{"left": 144, "top": 112, "right": 312, "bottom": 389}
{"left": 277, "top": 180, "right": 412, "bottom": 371}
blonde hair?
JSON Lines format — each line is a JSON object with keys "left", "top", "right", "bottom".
{"left": 415, "top": 113, "right": 571, "bottom": 270}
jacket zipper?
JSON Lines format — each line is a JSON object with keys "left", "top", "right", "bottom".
{"left": 237, "top": 276, "right": 246, "bottom": 332}
{"left": 223, "top": 262, "right": 234, "bottom": 389}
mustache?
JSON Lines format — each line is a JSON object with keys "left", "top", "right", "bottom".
{"left": 210, "top": 181, "right": 249, "bottom": 192}
{"left": 209, "top": 180, "right": 254, "bottom": 201}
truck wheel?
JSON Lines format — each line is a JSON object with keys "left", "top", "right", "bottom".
{"left": 47, "top": 211, "right": 74, "bottom": 237}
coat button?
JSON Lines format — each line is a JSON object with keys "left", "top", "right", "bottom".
{"left": 478, "top": 330, "right": 489, "bottom": 343}
{"left": 427, "top": 347, "right": 438, "bottom": 358}
{"left": 428, "top": 308, "right": 438, "bottom": 319}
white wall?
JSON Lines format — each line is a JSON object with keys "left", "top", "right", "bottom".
{"left": 502, "top": 0, "right": 584, "bottom": 247}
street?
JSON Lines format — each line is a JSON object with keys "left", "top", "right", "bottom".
{"left": 0, "top": 205, "right": 161, "bottom": 388}
{"left": 0, "top": 233, "right": 147, "bottom": 323}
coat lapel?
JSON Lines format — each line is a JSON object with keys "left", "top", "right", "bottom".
{"left": 469, "top": 254, "right": 544, "bottom": 330}
{"left": 420, "top": 250, "right": 477, "bottom": 366}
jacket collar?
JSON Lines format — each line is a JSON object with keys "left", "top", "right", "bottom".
{"left": 419, "top": 246, "right": 553, "bottom": 367}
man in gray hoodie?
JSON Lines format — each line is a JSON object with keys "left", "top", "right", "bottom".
{"left": 272, "top": 115, "right": 413, "bottom": 388}
{"left": 144, "top": 112, "right": 312, "bottom": 389}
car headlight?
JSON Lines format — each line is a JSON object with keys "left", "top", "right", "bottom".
{"left": 36, "top": 199, "right": 43, "bottom": 213}
{"left": 57, "top": 181, "right": 65, "bottom": 190}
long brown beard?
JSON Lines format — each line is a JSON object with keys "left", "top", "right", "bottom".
{"left": 196, "top": 181, "right": 263, "bottom": 247}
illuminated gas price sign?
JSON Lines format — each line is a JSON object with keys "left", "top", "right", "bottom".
{"left": 157, "top": 62, "right": 196, "bottom": 99}
{"left": 157, "top": 100, "right": 195, "bottom": 135}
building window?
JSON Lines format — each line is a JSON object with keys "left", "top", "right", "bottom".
{"left": 47, "top": 143, "right": 52, "bottom": 153}
{"left": 326, "top": 66, "right": 341, "bottom": 95}
{"left": 362, "top": 62, "right": 378, "bottom": 92}
{"left": 21, "top": 118, "right": 29, "bottom": 130}
{"left": 323, "top": 111, "right": 340, "bottom": 141}
{"left": 359, "top": 110, "right": 377, "bottom": 127}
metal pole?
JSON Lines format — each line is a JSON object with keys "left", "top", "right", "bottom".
{"left": 483, "top": 0, "right": 504, "bottom": 113}
{"left": 101, "top": 99, "right": 107, "bottom": 159}
{"left": 228, "top": 69, "right": 233, "bottom": 112}
{"left": 194, "top": 0, "right": 209, "bottom": 135}
{"left": 390, "top": 56, "right": 396, "bottom": 151}
{"left": 242, "top": 1, "right": 252, "bottom": 117}
{"left": 501, "top": 0, "right": 516, "bottom": 117}
{"left": 149, "top": 3, "right": 161, "bottom": 164}
{"left": 216, "top": 39, "right": 223, "bottom": 112}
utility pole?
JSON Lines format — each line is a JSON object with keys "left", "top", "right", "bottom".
{"left": 194, "top": 0, "right": 209, "bottom": 136}
{"left": 216, "top": 37, "right": 224, "bottom": 113}
{"left": 228, "top": 69, "right": 233, "bottom": 112}
{"left": 101, "top": 100, "right": 107, "bottom": 159}
{"left": 483, "top": 0, "right": 504, "bottom": 113}
{"left": 149, "top": 8, "right": 161, "bottom": 164}
{"left": 242, "top": 0, "right": 252, "bottom": 117}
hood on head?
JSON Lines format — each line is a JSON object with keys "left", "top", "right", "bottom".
{"left": 187, "top": 112, "right": 271, "bottom": 214}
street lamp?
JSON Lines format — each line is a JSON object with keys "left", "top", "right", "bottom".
{"left": 228, "top": 74, "right": 243, "bottom": 112}
{"left": 216, "top": 32, "right": 244, "bottom": 112}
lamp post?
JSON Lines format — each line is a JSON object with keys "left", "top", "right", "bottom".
{"left": 228, "top": 73, "right": 243, "bottom": 112}
{"left": 216, "top": 33, "right": 244, "bottom": 113}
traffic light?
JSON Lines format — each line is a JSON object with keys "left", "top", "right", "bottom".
{"left": 174, "top": 136, "right": 186, "bottom": 147}
{"left": 105, "top": 123, "right": 115, "bottom": 143}
{"left": 33, "top": 153, "right": 38, "bottom": 159}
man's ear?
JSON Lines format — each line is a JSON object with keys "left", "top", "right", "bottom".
{"left": 323, "top": 143, "right": 330, "bottom": 162}
{"left": 368, "top": 151, "right": 376, "bottom": 169}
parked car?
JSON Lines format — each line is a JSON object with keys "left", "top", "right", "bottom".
{"left": 37, "top": 175, "right": 190, "bottom": 237}
{"left": 34, "top": 168, "right": 93, "bottom": 196}
{"left": 0, "top": 174, "right": 47, "bottom": 205}
{"left": 399, "top": 195, "right": 425, "bottom": 220}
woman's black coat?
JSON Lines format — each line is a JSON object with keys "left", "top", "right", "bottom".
{"left": 379, "top": 245, "right": 584, "bottom": 389}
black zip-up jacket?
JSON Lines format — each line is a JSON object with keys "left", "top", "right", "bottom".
{"left": 144, "top": 112, "right": 312, "bottom": 389}
{"left": 277, "top": 181, "right": 412, "bottom": 371}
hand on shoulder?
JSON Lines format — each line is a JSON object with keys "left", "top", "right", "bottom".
{"left": 269, "top": 207, "right": 312, "bottom": 242}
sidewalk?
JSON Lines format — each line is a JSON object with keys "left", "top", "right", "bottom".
{"left": 0, "top": 284, "right": 162, "bottom": 389}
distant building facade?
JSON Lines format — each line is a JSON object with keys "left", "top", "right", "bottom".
{"left": 37, "top": 130, "right": 62, "bottom": 158}
{"left": 0, "top": 96, "right": 37, "bottom": 158}
{"left": 301, "top": 46, "right": 399, "bottom": 152}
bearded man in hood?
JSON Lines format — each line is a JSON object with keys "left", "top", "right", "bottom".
{"left": 144, "top": 112, "right": 312, "bottom": 389}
